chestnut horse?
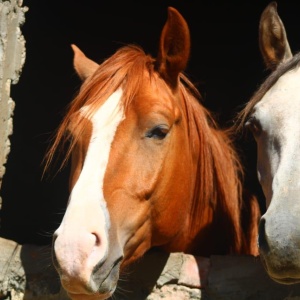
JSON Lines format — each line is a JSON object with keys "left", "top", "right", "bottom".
{"left": 237, "top": 2, "right": 300, "bottom": 285}
{"left": 46, "top": 7, "right": 259, "bottom": 300}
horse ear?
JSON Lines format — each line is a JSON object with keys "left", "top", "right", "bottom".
{"left": 156, "top": 7, "right": 190, "bottom": 88}
{"left": 259, "top": 2, "right": 292, "bottom": 71}
{"left": 71, "top": 44, "right": 99, "bottom": 80}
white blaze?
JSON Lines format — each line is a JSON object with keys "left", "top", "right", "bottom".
{"left": 72, "top": 88, "right": 124, "bottom": 222}
{"left": 55, "top": 89, "right": 124, "bottom": 269}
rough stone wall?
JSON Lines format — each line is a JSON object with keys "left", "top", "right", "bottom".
{"left": 1, "top": 237, "right": 300, "bottom": 300}
{"left": 0, "top": 0, "right": 27, "bottom": 212}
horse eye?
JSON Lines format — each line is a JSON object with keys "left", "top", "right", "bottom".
{"left": 146, "top": 125, "right": 169, "bottom": 140}
{"left": 245, "top": 116, "right": 261, "bottom": 136}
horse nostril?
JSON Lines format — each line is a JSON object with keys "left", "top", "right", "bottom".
{"left": 258, "top": 217, "right": 269, "bottom": 254}
{"left": 51, "top": 242, "right": 60, "bottom": 270}
{"left": 91, "top": 232, "right": 101, "bottom": 246}
{"left": 52, "top": 232, "right": 58, "bottom": 243}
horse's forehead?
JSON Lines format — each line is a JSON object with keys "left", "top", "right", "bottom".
{"left": 135, "top": 89, "right": 176, "bottom": 114}
{"left": 255, "top": 66, "right": 300, "bottom": 117}
{"left": 76, "top": 77, "right": 179, "bottom": 135}
{"left": 133, "top": 75, "right": 180, "bottom": 115}
{"left": 80, "top": 89, "right": 124, "bottom": 125}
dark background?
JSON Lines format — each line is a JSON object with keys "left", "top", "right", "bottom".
{"left": 0, "top": 1, "right": 299, "bottom": 245}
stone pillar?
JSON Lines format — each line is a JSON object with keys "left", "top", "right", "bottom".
{"left": 0, "top": 0, "right": 27, "bottom": 215}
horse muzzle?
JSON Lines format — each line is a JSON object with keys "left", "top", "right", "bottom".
{"left": 52, "top": 228, "right": 123, "bottom": 299}
{"left": 53, "top": 251, "right": 122, "bottom": 299}
{"left": 258, "top": 212, "right": 300, "bottom": 284}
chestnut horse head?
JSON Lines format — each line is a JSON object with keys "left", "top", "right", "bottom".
{"left": 237, "top": 1, "right": 300, "bottom": 285}
{"left": 46, "top": 7, "right": 259, "bottom": 300}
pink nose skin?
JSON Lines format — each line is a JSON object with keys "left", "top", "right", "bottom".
{"left": 53, "top": 228, "right": 108, "bottom": 294}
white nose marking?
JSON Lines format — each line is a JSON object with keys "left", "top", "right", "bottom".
{"left": 54, "top": 89, "right": 125, "bottom": 275}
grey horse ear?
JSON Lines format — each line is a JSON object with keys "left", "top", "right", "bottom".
{"left": 259, "top": 2, "right": 292, "bottom": 71}
{"left": 71, "top": 44, "right": 99, "bottom": 80}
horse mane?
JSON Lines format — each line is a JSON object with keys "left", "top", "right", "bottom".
{"left": 179, "top": 75, "right": 244, "bottom": 252}
{"left": 235, "top": 51, "right": 300, "bottom": 132}
{"left": 45, "top": 44, "right": 245, "bottom": 253}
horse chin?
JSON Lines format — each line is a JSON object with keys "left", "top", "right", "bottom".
{"left": 260, "top": 254, "right": 300, "bottom": 285}
{"left": 62, "top": 259, "right": 122, "bottom": 300}
{"left": 270, "top": 276, "right": 300, "bottom": 285}
{"left": 67, "top": 291, "right": 113, "bottom": 300}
